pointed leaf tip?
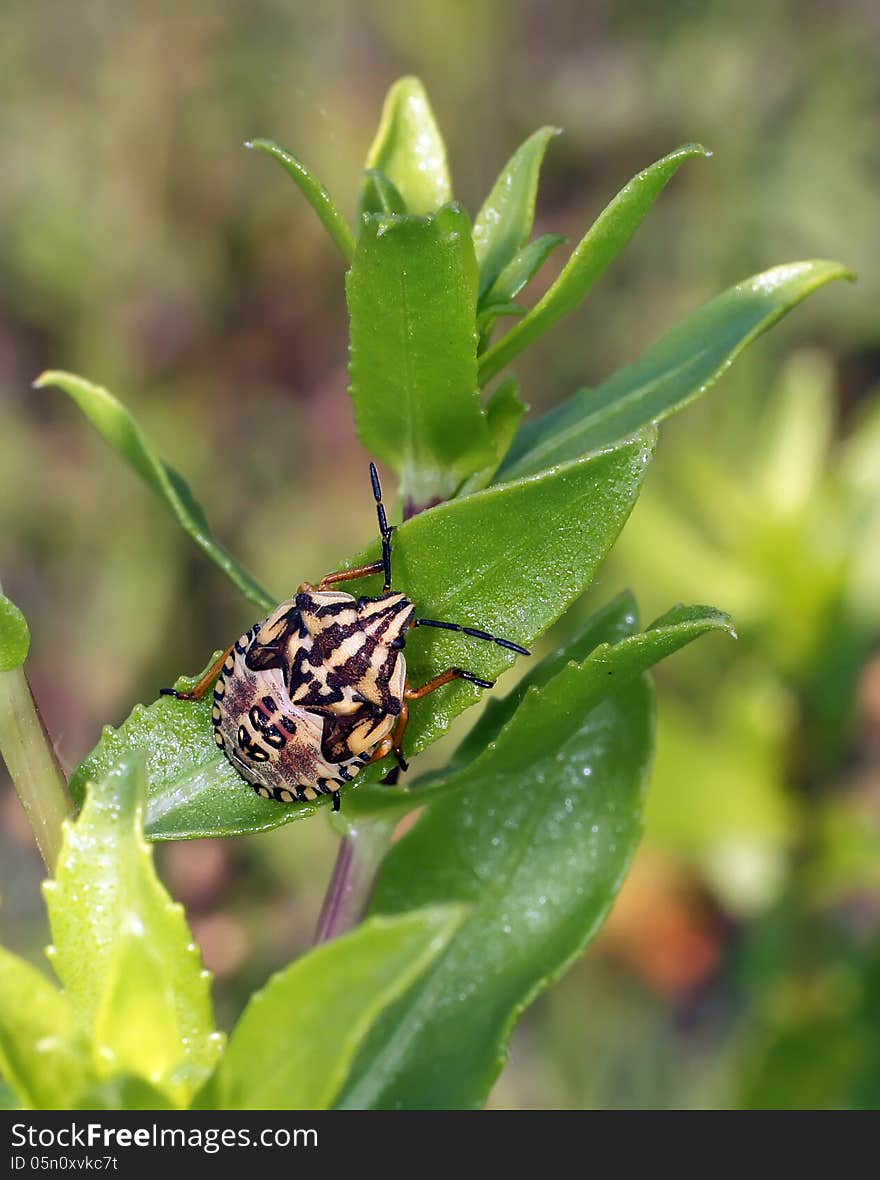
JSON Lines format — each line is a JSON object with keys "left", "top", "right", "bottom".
{"left": 246, "top": 137, "right": 355, "bottom": 262}
{"left": 478, "top": 143, "right": 711, "bottom": 384}
{"left": 474, "top": 125, "right": 562, "bottom": 297}
{"left": 363, "top": 77, "right": 452, "bottom": 215}
{"left": 500, "top": 258, "right": 854, "bottom": 477}
{"left": 34, "top": 370, "right": 275, "bottom": 612}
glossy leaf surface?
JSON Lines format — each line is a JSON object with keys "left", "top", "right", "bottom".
{"left": 209, "top": 908, "right": 461, "bottom": 1109}
{"left": 346, "top": 601, "right": 732, "bottom": 819}
{"left": 339, "top": 675, "right": 654, "bottom": 1108}
{"left": 347, "top": 205, "right": 494, "bottom": 503}
{"left": 473, "top": 127, "right": 559, "bottom": 297}
{"left": 362, "top": 77, "right": 451, "bottom": 215}
{"left": 500, "top": 261, "right": 855, "bottom": 479}
{"left": 44, "top": 758, "right": 222, "bottom": 1103}
{"left": 482, "top": 232, "right": 567, "bottom": 307}
{"left": 359, "top": 168, "right": 408, "bottom": 217}
{"left": 0, "top": 948, "right": 94, "bottom": 1110}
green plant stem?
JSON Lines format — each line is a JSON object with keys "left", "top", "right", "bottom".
{"left": 0, "top": 666, "right": 74, "bottom": 871}
{"left": 314, "top": 816, "right": 398, "bottom": 945}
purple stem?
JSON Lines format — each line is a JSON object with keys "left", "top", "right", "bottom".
{"left": 313, "top": 816, "right": 397, "bottom": 944}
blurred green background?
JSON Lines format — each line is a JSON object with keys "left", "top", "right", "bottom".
{"left": 2, "top": 0, "right": 879, "bottom": 1109}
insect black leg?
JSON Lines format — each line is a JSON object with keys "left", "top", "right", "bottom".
{"left": 414, "top": 618, "right": 530, "bottom": 656}
{"left": 406, "top": 666, "right": 495, "bottom": 701}
{"left": 311, "top": 464, "right": 394, "bottom": 594}
{"left": 370, "top": 462, "right": 394, "bottom": 593}
{"left": 332, "top": 790, "right": 341, "bottom": 813}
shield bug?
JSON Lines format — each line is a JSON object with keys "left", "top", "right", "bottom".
{"left": 162, "top": 465, "right": 529, "bottom": 811}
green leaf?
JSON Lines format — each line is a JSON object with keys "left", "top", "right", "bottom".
{"left": 338, "top": 676, "right": 654, "bottom": 1109}
{"left": 346, "top": 600, "right": 732, "bottom": 820}
{"left": 34, "top": 372, "right": 275, "bottom": 613}
{"left": 0, "top": 592, "right": 30, "bottom": 672}
{"left": 74, "top": 432, "right": 654, "bottom": 840}
{"left": 246, "top": 138, "right": 355, "bottom": 262}
{"left": 43, "top": 757, "right": 222, "bottom": 1104}
{"left": 478, "top": 144, "right": 711, "bottom": 385}
{"left": 447, "top": 602, "right": 732, "bottom": 776}
{"left": 500, "top": 260, "right": 855, "bottom": 480}
{"left": 0, "top": 947, "right": 95, "bottom": 1110}
{"left": 473, "top": 127, "right": 560, "bottom": 298}
{"left": 355, "top": 432, "right": 655, "bottom": 760}
{"left": 482, "top": 232, "right": 567, "bottom": 307}
{"left": 346, "top": 205, "right": 496, "bottom": 504}
{"left": 362, "top": 77, "right": 451, "bottom": 215}
{"left": 359, "top": 169, "right": 408, "bottom": 217}
{"left": 208, "top": 908, "right": 462, "bottom": 1110}
{"left": 457, "top": 377, "right": 527, "bottom": 496}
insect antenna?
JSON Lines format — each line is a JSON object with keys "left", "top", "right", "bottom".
{"left": 414, "top": 617, "right": 530, "bottom": 656}
{"left": 370, "top": 461, "right": 394, "bottom": 592}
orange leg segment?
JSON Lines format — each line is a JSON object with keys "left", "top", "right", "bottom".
{"left": 371, "top": 667, "right": 495, "bottom": 777}
{"left": 160, "top": 645, "right": 234, "bottom": 701}
{"left": 299, "top": 559, "right": 387, "bottom": 594}
{"left": 367, "top": 700, "right": 411, "bottom": 771}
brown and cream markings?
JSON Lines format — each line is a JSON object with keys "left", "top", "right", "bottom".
{"left": 163, "top": 465, "right": 530, "bottom": 811}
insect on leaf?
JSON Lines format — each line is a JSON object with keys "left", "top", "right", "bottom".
{"left": 346, "top": 600, "right": 733, "bottom": 819}
{"left": 74, "top": 431, "right": 654, "bottom": 840}
{"left": 343, "top": 430, "right": 656, "bottom": 760}
{"left": 71, "top": 666, "right": 317, "bottom": 841}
